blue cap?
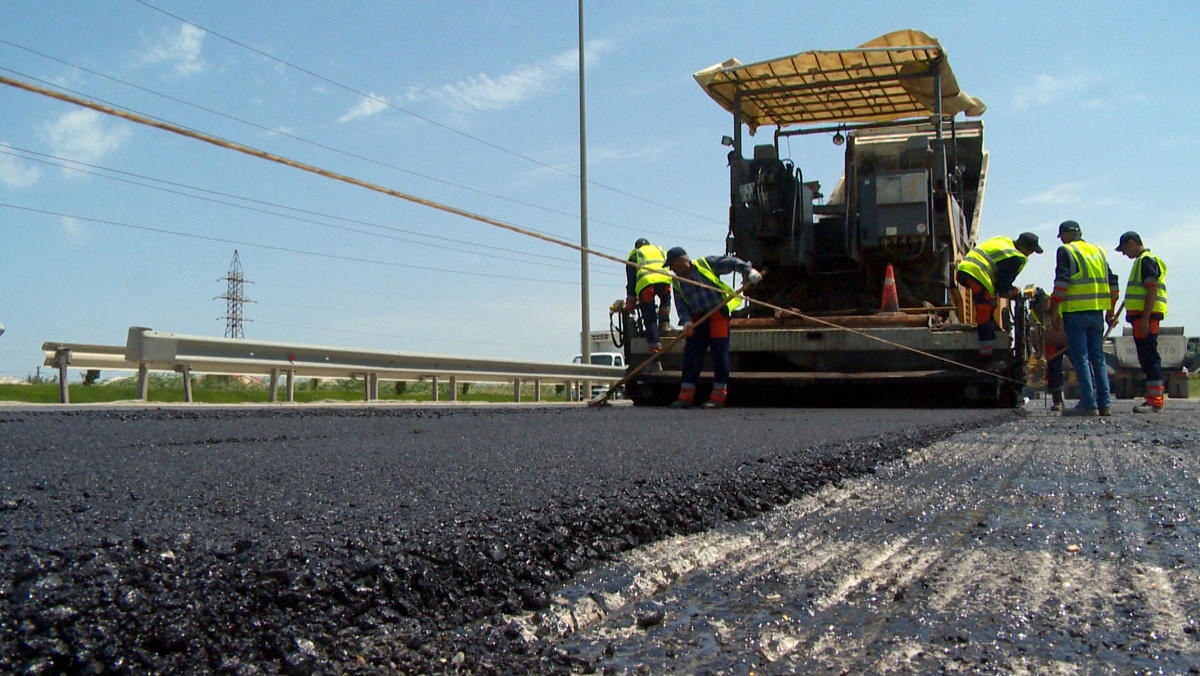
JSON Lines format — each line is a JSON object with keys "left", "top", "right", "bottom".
{"left": 665, "top": 247, "right": 687, "bottom": 265}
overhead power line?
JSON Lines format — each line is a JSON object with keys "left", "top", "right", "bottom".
{"left": 131, "top": 0, "right": 727, "bottom": 228}
{"left": 0, "top": 37, "right": 666, "bottom": 246}
{"left": 0, "top": 72, "right": 648, "bottom": 275}
{"left": 0, "top": 143, "right": 624, "bottom": 278}
{"left": 0, "top": 201, "right": 573, "bottom": 286}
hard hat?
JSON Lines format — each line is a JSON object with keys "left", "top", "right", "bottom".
{"left": 634, "top": 238, "right": 650, "bottom": 248}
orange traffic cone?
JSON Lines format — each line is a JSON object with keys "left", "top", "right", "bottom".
{"left": 880, "top": 263, "right": 900, "bottom": 313}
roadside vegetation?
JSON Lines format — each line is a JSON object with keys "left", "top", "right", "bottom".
{"left": 0, "top": 373, "right": 574, "bottom": 404}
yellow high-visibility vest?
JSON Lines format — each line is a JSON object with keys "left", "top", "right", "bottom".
{"left": 1060, "top": 240, "right": 1111, "bottom": 313}
{"left": 629, "top": 244, "right": 672, "bottom": 294}
{"left": 957, "top": 236, "right": 1027, "bottom": 296}
{"left": 1125, "top": 250, "right": 1168, "bottom": 316}
{"left": 689, "top": 256, "right": 741, "bottom": 315}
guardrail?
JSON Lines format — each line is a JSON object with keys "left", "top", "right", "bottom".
{"left": 41, "top": 327, "right": 624, "bottom": 404}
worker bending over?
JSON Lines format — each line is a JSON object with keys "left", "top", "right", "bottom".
{"left": 1115, "top": 231, "right": 1168, "bottom": 413}
{"left": 1048, "top": 220, "right": 1120, "bottom": 417}
{"left": 664, "top": 247, "right": 761, "bottom": 409}
{"left": 625, "top": 238, "right": 673, "bottom": 352}
{"left": 955, "top": 232, "right": 1043, "bottom": 368}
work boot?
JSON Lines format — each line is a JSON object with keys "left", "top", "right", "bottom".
{"left": 700, "top": 399, "right": 725, "bottom": 409}
{"left": 668, "top": 398, "right": 692, "bottom": 409}
{"left": 1133, "top": 401, "right": 1164, "bottom": 414}
{"left": 1098, "top": 406, "right": 1112, "bottom": 417}
{"left": 1050, "top": 393, "right": 1064, "bottom": 412}
{"left": 1061, "top": 405, "right": 1097, "bottom": 417}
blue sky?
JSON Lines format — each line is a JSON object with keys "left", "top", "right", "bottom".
{"left": 2, "top": 1, "right": 1198, "bottom": 379}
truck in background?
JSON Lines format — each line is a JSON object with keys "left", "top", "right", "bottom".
{"left": 1107, "top": 327, "right": 1190, "bottom": 400}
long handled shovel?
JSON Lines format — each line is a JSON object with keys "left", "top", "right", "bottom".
{"left": 588, "top": 281, "right": 753, "bottom": 407}
{"left": 1103, "top": 299, "right": 1126, "bottom": 340}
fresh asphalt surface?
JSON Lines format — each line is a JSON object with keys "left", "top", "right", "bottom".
{"left": 0, "top": 404, "right": 1002, "bottom": 673}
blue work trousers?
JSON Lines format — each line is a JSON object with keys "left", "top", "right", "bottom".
{"left": 1135, "top": 332, "right": 1162, "bottom": 384}
{"left": 681, "top": 317, "right": 730, "bottom": 387}
{"left": 1064, "top": 310, "right": 1111, "bottom": 410}
{"left": 638, "top": 283, "right": 671, "bottom": 347}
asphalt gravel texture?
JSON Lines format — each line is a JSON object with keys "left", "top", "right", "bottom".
{"left": 0, "top": 404, "right": 1003, "bottom": 673}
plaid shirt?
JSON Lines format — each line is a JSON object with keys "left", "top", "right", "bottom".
{"left": 672, "top": 255, "right": 752, "bottom": 324}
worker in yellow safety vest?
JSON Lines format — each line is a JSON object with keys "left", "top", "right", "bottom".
{"left": 664, "top": 247, "right": 762, "bottom": 408}
{"left": 955, "top": 232, "right": 1043, "bottom": 367}
{"left": 1115, "top": 231, "right": 1168, "bottom": 413}
{"left": 626, "top": 238, "right": 674, "bottom": 351}
{"left": 1047, "top": 220, "right": 1120, "bottom": 417}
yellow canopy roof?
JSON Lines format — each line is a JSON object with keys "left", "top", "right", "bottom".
{"left": 693, "top": 29, "right": 986, "bottom": 133}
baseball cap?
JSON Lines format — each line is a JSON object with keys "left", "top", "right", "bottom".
{"left": 1115, "top": 231, "right": 1142, "bottom": 251}
{"left": 1057, "top": 220, "right": 1081, "bottom": 236}
{"left": 1015, "top": 232, "right": 1043, "bottom": 254}
{"left": 665, "top": 247, "right": 688, "bottom": 265}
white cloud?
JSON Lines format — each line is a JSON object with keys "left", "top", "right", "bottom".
{"left": 59, "top": 215, "right": 86, "bottom": 240}
{"left": 1020, "top": 181, "right": 1085, "bottom": 205}
{"left": 336, "top": 93, "right": 390, "bottom": 123}
{"left": 1013, "top": 73, "right": 1093, "bottom": 110}
{"left": 40, "top": 109, "right": 132, "bottom": 171}
{"left": 409, "top": 39, "right": 615, "bottom": 112}
{"left": 0, "top": 143, "right": 41, "bottom": 188}
{"left": 142, "top": 24, "right": 207, "bottom": 76}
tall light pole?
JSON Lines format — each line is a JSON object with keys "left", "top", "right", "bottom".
{"left": 577, "top": 0, "right": 591, "bottom": 389}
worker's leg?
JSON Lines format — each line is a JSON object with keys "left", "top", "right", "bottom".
{"left": 654, "top": 283, "right": 672, "bottom": 336}
{"left": 1084, "top": 311, "right": 1111, "bottom": 411}
{"left": 672, "top": 323, "right": 711, "bottom": 407}
{"left": 1063, "top": 311, "right": 1097, "bottom": 410}
{"left": 706, "top": 314, "right": 731, "bottom": 407}
{"left": 1046, "top": 351, "right": 1065, "bottom": 410}
{"left": 978, "top": 319, "right": 998, "bottom": 365}
{"left": 1134, "top": 313, "right": 1164, "bottom": 409}
{"left": 638, "top": 285, "right": 661, "bottom": 349}
{"left": 958, "top": 274, "right": 996, "bottom": 360}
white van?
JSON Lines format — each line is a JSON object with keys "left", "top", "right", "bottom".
{"left": 573, "top": 352, "right": 625, "bottom": 368}
{"left": 573, "top": 352, "right": 625, "bottom": 398}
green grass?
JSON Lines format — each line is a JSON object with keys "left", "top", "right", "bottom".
{"left": 0, "top": 381, "right": 573, "bottom": 404}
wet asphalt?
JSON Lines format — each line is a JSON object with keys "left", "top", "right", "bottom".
{"left": 0, "top": 404, "right": 1004, "bottom": 673}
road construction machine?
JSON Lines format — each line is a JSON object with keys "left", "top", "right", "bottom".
{"left": 619, "top": 30, "right": 1030, "bottom": 407}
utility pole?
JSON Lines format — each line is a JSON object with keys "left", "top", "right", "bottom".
{"left": 216, "top": 249, "right": 253, "bottom": 338}
{"left": 578, "top": 0, "right": 591, "bottom": 385}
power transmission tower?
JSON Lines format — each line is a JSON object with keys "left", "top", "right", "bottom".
{"left": 215, "top": 249, "right": 253, "bottom": 338}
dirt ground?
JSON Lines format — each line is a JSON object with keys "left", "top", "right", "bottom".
{"left": 506, "top": 401, "right": 1200, "bottom": 674}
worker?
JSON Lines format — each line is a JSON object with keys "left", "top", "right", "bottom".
{"left": 1115, "top": 231, "right": 1168, "bottom": 413}
{"left": 955, "top": 232, "right": 1044, "bottom": 367}
{"left": 664, "top": 247, "right": 762, "bottom": 408}
{"left": 1045, "top": 345, "right": 1068, "bottom": 412}
{"left": 626, "top": 238, "right": 673, "bottom": 352}
{"left": 1047, "top": 220, "right": 1119, "bottom": 417}
{"left": 1030, "top": 287, "right": 1069, "bottom": 411}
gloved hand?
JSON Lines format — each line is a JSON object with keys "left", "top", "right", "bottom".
{"left": 682, "top": 321, "right": 695, "bottom": 337}
{"left": 747, "top": 268, "right": 764, "bottom": 285}
{"left": 625, "top": 297, "right": 637, "bottom": 313}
